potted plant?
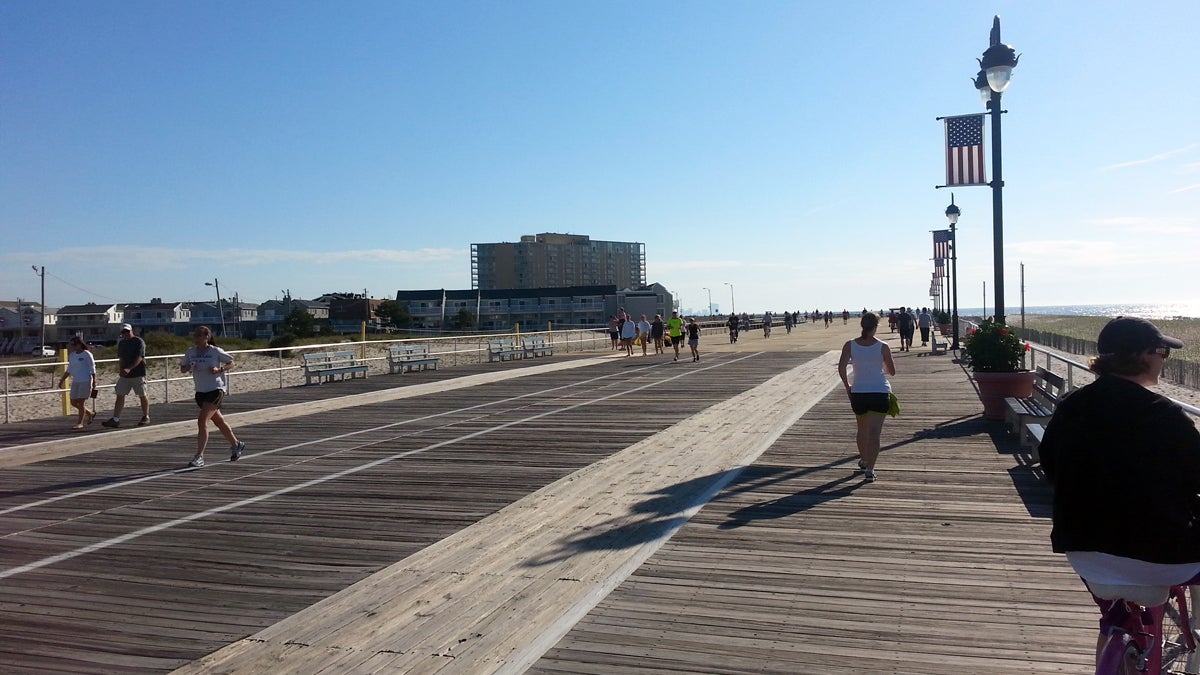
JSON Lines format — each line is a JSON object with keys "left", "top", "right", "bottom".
{"left": 933, "top": 309, "right": 952, "bottom": 336}
{"left": 963, "top": 318, "right": 1034, "bottom": 420}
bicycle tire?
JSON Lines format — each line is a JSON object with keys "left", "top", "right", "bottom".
{"left": 1162, "top": 587, "right": 1200, "bottom": 674}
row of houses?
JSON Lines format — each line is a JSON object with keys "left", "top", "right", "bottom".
{"left": 1, "top": 284, "right": 676, "bottom": 353}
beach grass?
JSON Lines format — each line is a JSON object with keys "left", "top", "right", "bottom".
{"left": 1013, "top": 315, "right": 1199, "bottom": 360}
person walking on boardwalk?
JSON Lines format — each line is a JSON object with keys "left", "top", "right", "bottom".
{"left": 895, "top": 306, "right": 915, "bottom": 351}
{"left": 1039, "top": 317, "right": 1200, "bottom": 667}
{"left": 100, "top": 323, "right": 151, "bottom": 428}
{"left": 686, "top": 316, "right": 702, "bottom": 362}
{"left": 179, "top": 325, "right": 245, "bottom": 468}
{"left": 837, "top": 312, "right": 896, "bottom": 483}
{"left": 59, "top": 336, "right": 97, "bottom": 429}
{"left": 918, "top": 307, "right": 932, "bottom": 347}
{"left": 727, "top": 312, "right": 739, "bottom": 343}
{"left": 619, "top": 312, "right": 637, "bottom": 356}
{"left": 665, "top": 310, "right": 685, "bottom": 361}
{"left": 650, "top": 314, "right": 665, "bottom": 354}
{"left": 607, "top": 316, "right": 620, "bottom": 350}
{"left": 637, "top": 314, "right": 652, "bottom": 356}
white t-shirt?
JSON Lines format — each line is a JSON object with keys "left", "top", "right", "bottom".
{"left": 637, "top": 320, "right": 651, "bottom": 337}
{"left": 181, "top": 345, "right": 233, "bottom": 392}
{"left": 65, "top": 350, "right": 96, "bottom": 380}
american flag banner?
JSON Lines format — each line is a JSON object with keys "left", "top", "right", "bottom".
{"left": 933, "top": 229, "right": 952, "bottom": 262}
{"left": 944, "top": 114, "right": 987, "bottom": 186}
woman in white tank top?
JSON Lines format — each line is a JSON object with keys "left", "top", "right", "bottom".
{"left": 837, "top": 312, "right": 896, "bottom": 482}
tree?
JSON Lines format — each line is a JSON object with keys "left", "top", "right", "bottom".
{"left": 447, "top": 308, "right": 476, "bottom": 331}
{"left": 375, "top": 299, "right": 412, "bottom": 328}
{"left": 282, "top": 307, "right": 317, "bottom": 337}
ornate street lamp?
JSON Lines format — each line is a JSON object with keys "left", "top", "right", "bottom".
{"left": 945, "top": 196, "right": 961, "bottom": 350}
{"left": 976, "top": 15, "right": 1018, "bottom": 324}
{"left": 723, "top": 282, "right": 735, "bottom": 315}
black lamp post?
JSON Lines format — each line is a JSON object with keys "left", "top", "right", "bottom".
{"left": 945, "top": 196, "right": 961, "bottom": 350}
{"left": 975, "top": 15, "right": 1018, "bottom": 324}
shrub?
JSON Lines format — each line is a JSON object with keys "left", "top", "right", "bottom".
{"left": 963, "top": 318, "right": 1028, "bottom": 372}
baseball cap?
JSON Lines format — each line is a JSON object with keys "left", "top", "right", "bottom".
{"left": 120, "top": 323, "right": 132, "bottom": 331}
{"left": 1096, "top": 316, "right": 1183, "bottom": 355}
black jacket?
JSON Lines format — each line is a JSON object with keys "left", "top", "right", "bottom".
{"left": 1041, "top": 375, "right": 1200, "bottom": 563}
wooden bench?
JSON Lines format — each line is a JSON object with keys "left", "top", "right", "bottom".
{"left": 522, "top": 336, "right": 553, "bottom": 358}
{"left": 1023, "top": 422, "right": 1046, "bottom": 461}
{"left": 1004, "top": 366, "right": 1067, "bottom": 439}
{"left": 302, "top": 350, "right": 369, "bottom": 385}
{"left": 930, "top": 332, "right": 949, "bottom": 355}
{"left": 488, "top": 339, "right": 523, "bottom": 362}
{"left": 388, "top": 345, "right": 440, "bottom": 374}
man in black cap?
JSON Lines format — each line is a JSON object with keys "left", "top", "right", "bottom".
{"left": 1040, "top": 317, "right": 1199, "bottom": 664}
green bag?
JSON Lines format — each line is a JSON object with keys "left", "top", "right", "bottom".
{"left": 887, "top": 393, "right": 900, "bottom": 417}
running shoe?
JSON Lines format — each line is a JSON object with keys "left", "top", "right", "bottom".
{"left": 188, "top": 455, "right": 206, "bottom": 468}
{"left": 864, "top": 469, "right": 877, "bottom": 483}
{"left": 138, "top": 415, "right": 150, "bottom": 426}
{"left": 230, "top": 441, "right": 245, "bottom": 462}
{"left": 101, "top": 418, "right": 120, "bottom": 428}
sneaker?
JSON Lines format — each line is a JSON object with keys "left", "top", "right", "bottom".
{"left": 101, "top": 418, "right": 120, "bottom": 428}
{"left": 138, "top": 415, "right": 150, "bottom": 427}
{"left": 864, "top": 469, "right": 877, "bottom": 483}
{"left": 230, "top": 441, "right": 245, "bottom": 462}
{"left": 188, "top": 455, "right": 206, "bottom": 468}
{"left": 855, "top": 459, "right": 867, "bottom": 474}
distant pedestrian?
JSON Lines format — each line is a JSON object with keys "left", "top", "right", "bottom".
{"left": 837, "top": 312, "right": 896, "bottom": 483}
{"left": 842, "top": 309, "right": 850, "bottom": 324}
{"left": 101, "top": 323, "right": 151, "bottom": 428}
{"left": 608, "top": 316, "right": 620, "bottom": 350}
{"left": 918, "top": 307, "right": 932, "bottom": 346}
{"left": 620, "top": 313, "right": 637, "bottom": 356}
{"left": 686, "top": 317, "right": 701, "bottom": 362}
{"left": 784, "top": 311, "right": 793, "bottom": 334}
{"left": 666, "top": 310, "right": 685, "bottom": 361}
{"left": 763, "top": 311, "right": 773, "bottom": 338}
{"left": 637, "top": 314, "right": 652, "bottom": 356}
{"left": 896, "top": 306, "right": 915, "bottom": 351}
{"left": 651, "top": 314, "right": 665, "bottom": 354}
{"left": 59, "top": 336, "right": 97, "bottom": 429}
{"left": 727, "top": 313, "right": 739, "bottom": 343}
{"left": 180, "top": 325, "right": 245, "bottom": 468}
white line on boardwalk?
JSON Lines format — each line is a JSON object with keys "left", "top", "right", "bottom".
{"left": 0, "top": 353, "right": 764, "bottom": 580}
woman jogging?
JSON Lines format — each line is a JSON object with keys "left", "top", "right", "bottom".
{"left": 58, "top": 337, "right": 97, "bottom": 429}
{"left": 1040, "top": 317, "right": 1200, "bottom": 669}
{"left": 686, "top": 317, "right": 701, "bottom": 362}
{"left": 179, "top": 325, "right": 246, "bottom": 468}
{"left": 836, "top": 312, "right": 896, "bottom": 483}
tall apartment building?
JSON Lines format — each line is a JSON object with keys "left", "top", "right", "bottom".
{"left": 471, "top": 233, "right": 646, "bottom": 290}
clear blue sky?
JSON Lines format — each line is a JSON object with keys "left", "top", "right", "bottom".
{"left": 3, "top": 1, "right": 1198, "bottom": 317}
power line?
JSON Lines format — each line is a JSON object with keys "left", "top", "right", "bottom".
{"left": 44, "top": 270, "right": 119, "bottom": 302}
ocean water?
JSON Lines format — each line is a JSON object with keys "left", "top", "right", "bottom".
{"left": 957, "top": 303, "right": 1200, "bottom": 321}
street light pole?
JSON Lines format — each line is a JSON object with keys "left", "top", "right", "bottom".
{"left": 945, "top": 196, "right": 961, "bottom": 350}
{"left": 976, "top": 15, "right": 1018, "bottom": 324}
{"left": 723, "top": 282, "right": 735, "bottom": 315}
{"left": 205, "top": 279, "right": 227, "bottom": 337}
{"left": 701, "top": 287, "right": 712, "bottom": 316}
{"left": 31, "top": 266, "right": 45, "bottom": 349}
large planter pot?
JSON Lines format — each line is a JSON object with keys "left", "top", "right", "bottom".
{"left": 973, "top": 371, "right": 1037, "bottom": 421}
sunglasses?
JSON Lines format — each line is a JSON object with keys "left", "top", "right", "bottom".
{"left": 1152, "top": 346, "right": 1171, "bottom": 358}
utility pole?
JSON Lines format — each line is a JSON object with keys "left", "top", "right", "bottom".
{"left": 31, "top": 266, "right": 45, "bottom": 348}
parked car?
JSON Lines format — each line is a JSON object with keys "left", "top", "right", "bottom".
{"left": 31, "top": 346, "right": 55, "bottom": 357}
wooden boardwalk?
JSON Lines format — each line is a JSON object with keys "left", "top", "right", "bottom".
{"left": 0, "top": 325, "right": 1098, "bottom": 674}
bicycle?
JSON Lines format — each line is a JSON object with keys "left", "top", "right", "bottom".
{"left": 1095, "top": 584, "right": 1199, "bottom": 674}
